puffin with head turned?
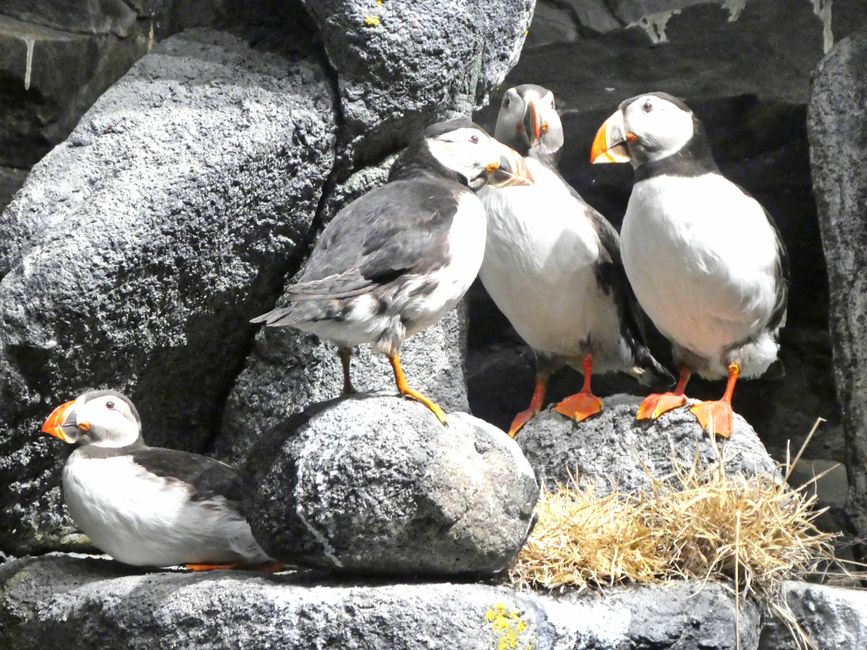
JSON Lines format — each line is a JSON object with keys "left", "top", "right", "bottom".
{"left": 479, "top": 84, "right": 673, "bottom": 437}
{"left": 41, "top": 390, "right": 275, "bottom": 570}
{"left": 591, "top": 92, "right": 789, "bottom": 437}
{"left": 252, "top": 119, "right": 533, "bottom": 425}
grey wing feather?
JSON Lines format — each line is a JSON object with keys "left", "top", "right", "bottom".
{"left": 252, "top": 175, "right": 462, "bottom": 325}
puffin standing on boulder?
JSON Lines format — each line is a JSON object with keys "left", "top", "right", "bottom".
{"left": 252, "top": 119, "right": 533, "bottom": 425}
{"left": 41, "top": 390, "right": 275, "bottom": 570}
{"left": 591, "top": 92, "right": 789, "bottom": 437}
{"left": 479, "top": 84, "right": 672, "bottom": 437}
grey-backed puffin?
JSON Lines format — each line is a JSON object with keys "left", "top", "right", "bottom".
{"left": 479, "top": 84, "right": 672, "bottom": 437}
{"left": 591, "top": 92, "right": 789, "bottom": 437}
{"left": 252, "top": 119, "right": 533, "bottom": 425}
{"left": 42, "top": 390, "right": 275, "bottom": 570}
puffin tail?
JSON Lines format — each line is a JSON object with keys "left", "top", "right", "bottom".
{"left": 628, "top": 347, "right": 675, "bottom": 390}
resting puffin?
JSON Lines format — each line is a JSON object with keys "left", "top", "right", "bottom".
{"left": 41, "top": 390, "right": 274, "bottom": 570}
{"left": 252, "top": 119, "right": 532, "bottom": 425}
{"left": 479, "top": 84, "right": 673, "bottom": 437}
{"left": 591, "top": 92, "right": 789, "bottom": 437}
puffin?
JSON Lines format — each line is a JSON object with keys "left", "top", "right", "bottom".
{"left": 479, "top": 84, "right": 673, "bottom": 437}
{"left": 41, "top": 390, "right": 275, "bottom": 570}
{"left": 591, "top": 92, "right": 789, "bottom": 438}
{"left": 252, "top": 119, "right": 533, "bottom": 425}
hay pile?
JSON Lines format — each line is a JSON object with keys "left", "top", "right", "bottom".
{"left": 509, "top": 421, "right": 843, "bottom": 647}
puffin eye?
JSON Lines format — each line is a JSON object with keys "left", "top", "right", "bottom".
{"left": 106, "top": 401, "right": 115, "bottom": 410}
{"left": 469, "top": 134, "right": 479, "bottom": 144}
{"left": 550, "top": 99, "right": 555, "bottom": 109}
{"left": 502, "top": 97, "right": 510, "bottom": 108}
{"left": 643, "top": 100, "right": 653, "bottom": 113}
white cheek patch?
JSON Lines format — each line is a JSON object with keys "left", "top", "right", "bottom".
{"left": 427, "top": 129, "right": 496, "bottom": 180}
{"left": 629, "top": 102, "right": 695, "bottom": 160}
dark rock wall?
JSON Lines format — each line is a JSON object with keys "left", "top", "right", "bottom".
{"left": 808, "top": 29, "right": 867, "bottom": 546}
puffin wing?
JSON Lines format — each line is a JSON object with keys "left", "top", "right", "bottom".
{"left": 130, "top": 447, "right": 243, "bottom": 508}
{"left": 252, "top": 177, "right": 461, "bottom": 324}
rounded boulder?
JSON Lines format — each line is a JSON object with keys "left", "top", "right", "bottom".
{"left": 244, "top": 394, "right": 539, "bottom": 576}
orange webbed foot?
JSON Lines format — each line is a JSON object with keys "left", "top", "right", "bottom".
{"left": 554, "top": 391, "right": 603, "bottom": 422}
{"left": 184, "top": 562, "right": 244, "bottom": 572}
{"left": 508, "top": 407, "right": 538, "bottom": 438}
{"left": 636, "top": 392, "right": 688, "bottom": 420}
{"left": 689, "top": 400, "right": 734, "bottom": 438}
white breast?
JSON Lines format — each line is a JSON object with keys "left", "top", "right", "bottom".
{"left": 62, "top": 451, "right": 269, "bottom": 567}
{"left": 399, "top": 191, "right": 487, "bottom": 336}
{"left": 478, "top": 160, "right": 624, "bottom": 364}
{"left": 621, "top": 173, "right": 781, "bottom": 376}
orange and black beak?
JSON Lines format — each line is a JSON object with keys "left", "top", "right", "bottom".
{"left": 486, "top": 143, "right": 534, "bottom": 188}
{"left": 41, "top": 400, "right": 79, "bottom": 443}
{"left": 591, "top": 110, "right": 634, "bottom": 164}
{"left": 521, "top": 97, "right": 548, "bottom": 147}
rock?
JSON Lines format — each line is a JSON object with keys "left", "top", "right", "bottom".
{"left": 808, "top": 30, "right": 867, "bottom": 548}
{"left": 0, "top": 554, "right": 760, "bottom": 649}
{"left": 759, "top": 581, "right": 867, "bottom": 649}
{"left": 0, "top": 29, "right": 336, "bottom": 555}
{"left": 0, "top": 14, "right": 151, "bottom": 169}
{"left": 243, "top": 395, "right": 538, "bottom": 576}
{"left": 0, "top": 0, "right": 139, "bottom": 37}
{"left": 517, "top": 395, "right": 778, "bottom": 493}
{"left": 0, "top": 166, "right": 27, "bottom": 213}
{"left": 300, "top": 0, "right": 535, "bottom": 164}
{"left": 217, "top": 306, "right": 469, "bottom": 465}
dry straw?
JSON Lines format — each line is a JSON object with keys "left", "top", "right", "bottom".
{"left": 509, "top": 419, "right": 853, "bottom": 649}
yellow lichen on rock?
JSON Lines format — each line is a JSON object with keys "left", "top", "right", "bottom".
{"left": 484, "top": 603, "right": 531, "bottom": 650}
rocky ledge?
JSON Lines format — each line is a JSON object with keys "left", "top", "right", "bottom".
{"left": 0, "top": 554, "right": 761, "bottom": 650}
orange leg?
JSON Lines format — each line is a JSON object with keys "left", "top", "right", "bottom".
{"left": 185, "top": 562, "right": 244, "bottom": 571}
{"left": 508, "top": 368, "right": 551, "bottom": 438}
{"left": 339, "top": 347, "right": 357, "bottom": 395}
{"left": 637, "top": 366, "right": 691, "bottom": 420}
{"left": 388, "top": 352, "right": 447, "bottom": 425}
{"left": 689, "top": 363, "right": 739, "bottom": 438}
{"left": 185, "top": 561, "right": 285, "bottom": 572}
{"left": 554, "top": 354, "right": 604, "bottom": 423}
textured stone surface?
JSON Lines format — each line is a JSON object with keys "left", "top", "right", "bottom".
{"left": 0, "top": 29, "right": 336, "bottom": 555}
{"left": 0, "top": 554, "right": 760, "bottom": 649}
{"left": 244, "top": 396, "right": 538, "bottom": 576}
{"left": 517, "top": 394, "right": 778, "bottom": 493}
{"left": 759, "top": 581, "right": 867, "bottom": 650}
{"left": 301, "top": 0, "right": 535, "bottom": 165}
{"left": 808, "top": 30, "right": 867, "bottom": 548}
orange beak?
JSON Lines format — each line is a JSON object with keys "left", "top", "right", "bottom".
{"left": 41, "top": 400, "right": 76, "bottom": 442}
{"left": 486, "top": 143, "right": 534, "bottom": 187}
{"left": 590, "top": 110, "right": 633, "bottom": 164}
{"left": 521, "top": 97, "right": 548, "bottom": 146}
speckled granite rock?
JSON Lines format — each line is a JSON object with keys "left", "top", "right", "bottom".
{"left": 0, "top": 554, "right": 761, "bottom": 649}
{"left": 517, "top": 394, "right": 779, "bottom": 492}
{"left": 243, "top": 395, "right": 538, "bottom": 576}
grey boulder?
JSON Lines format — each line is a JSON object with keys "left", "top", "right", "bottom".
{"left": 808, "top": 29, "right": 867, "bottom": 547}
{"left": 759, "top": 580, "right": 867, "bottom": 649}
{"left": 0, "top": 28, "right": 336, "bottom": 555}
{"left": 0, "top": 554, "right": 760, "bottom": 650}
{"left": 243, "top": 395, "right": 539, "bottom": 576}
{"left": 517, "top": 394, "right": 779, "bottom": 493}
{"left": 301, "top": 0, "right": 535, "bottom": 163}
